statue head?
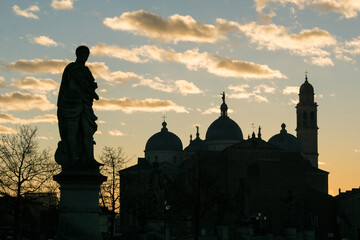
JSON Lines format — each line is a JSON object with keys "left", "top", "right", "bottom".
{"left": 75, "top": 45, "right": 90, "bottom": 64}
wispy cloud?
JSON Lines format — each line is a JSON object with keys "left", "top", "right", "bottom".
{"left": 5, "top": 59, "right": 141, "bottom": 84}
{"left": 91, "top": 44, "right": 286, "bottom": 79}
{"left": 283, "top": 86, "right": 299, "bottom": 95}
{"left": 87, "top": 62, "right": 142, "bottom": 84}
{"left": 51, "top": 0, "right": 74, "bottom": 10}
{"left": 94, "top": 97, "right": 188, "bottom": 113}
{"left": 109, "top": 129, "right": 125, "bottom": 136}
{"left": 236, "top": 22, "right": 336, "bottom": 59}
{"left": 133, "top": 77, "right": 203, "bottom": 95}
{"left": 6, "top": 59, "right": 69, "bottom": 74}
{"left": 30, "top": 36, "right": 59, "bottom": 47}
{"left": 227, "top": 84, "right": 275, "bottom": 103}
{"left": 202, "top": 107, "right": 234, "bottom": 115}
{"left": 103, "top": 10, "right": 237, "bottom": 43}
{"left": 255, "top": 0, "right": 360, "bottom": 19}
{"left": 0, "top": 113, "right": 57, "bottom": 124}
{"left": 306, "top": 57, "right": 334, "bottom": 66}
{"left": 4, "top": 77, "right": 60, "bottom": 93}
{"left": 0, "top": 125, "right": 17, "bottom": 134}
{"left": 13, "top": 5, "right": 40, "bottom": 19}
{"left": 0, "top": 92, "right": 55, "bottom": 111}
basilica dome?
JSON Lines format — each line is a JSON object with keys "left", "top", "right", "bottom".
{"left": 206, "top": 117, "right": 243, "bottom": 141}
{"left": 145, "top": 121, "right": 183, "bottom": 152}
{"left": 205, "top": 92, "right": 243, "bottom": 142}
{"left": 268, "top": 123, "right": 302, "bottom": 152}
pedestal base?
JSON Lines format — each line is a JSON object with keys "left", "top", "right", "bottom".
{"left": 54, "top": 171, "right": 107, "bottom": 240}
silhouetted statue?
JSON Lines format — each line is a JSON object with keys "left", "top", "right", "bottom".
{"left": 55, "top": 45, "right": 100, "bottom": 171}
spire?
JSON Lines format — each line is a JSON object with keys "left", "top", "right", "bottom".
{"left": 196, "top": 126, "right": 200, "bottom": 139}
{"left": 258, "top": 126, "right": 262, "bottom": 139}
{"left": 220, "top": 92, "right": 228, "bottom": 117}
{"left": 190, "top": 134, "right": 193, "bottom": 142}
{"left": 280, "top": 123, "right": 287, "bottom": 134}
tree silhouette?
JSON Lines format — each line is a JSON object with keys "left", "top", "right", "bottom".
{"left": 0, "top": 125, "right": 59, "bottom": 240}
{"left": 99, "top": 146, "right": 131, "bottom": 239}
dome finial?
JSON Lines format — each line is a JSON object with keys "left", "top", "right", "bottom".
{"left": 220, "top": 92, "right": 228, "bottom": 117}
{"left": 161, "top": 114, "right": 168, "bottom": 131}
{"left": 305, "top": 70, "right": 308, "bottom": 82}
{"left": 280, "top": 123, "right": 287, "bottom": 134}
{"left": 190, "top": 134, "right": 193, "bottom": 142}
{"left": 196, "top": 126, "right": 200, "bottom": 139}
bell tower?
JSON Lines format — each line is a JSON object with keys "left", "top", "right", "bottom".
{"left": 296, "top": 73, "right": 319, "bottom": 168}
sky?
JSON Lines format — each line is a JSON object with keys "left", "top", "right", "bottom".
{"left": 1, "top": 0, "right": 360, "bottom": 196}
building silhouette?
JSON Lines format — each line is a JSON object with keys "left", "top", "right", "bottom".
{"left": 119, "top": 75, "right": 338, "bottom": 240}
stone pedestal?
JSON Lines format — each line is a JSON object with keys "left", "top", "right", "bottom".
{"left": 54, "top": 171, "right": 107, "bottom": 240}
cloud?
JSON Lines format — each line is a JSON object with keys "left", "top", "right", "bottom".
{"left": 283, "top": 86, "right": 299, "bottom": 95}
{"left": 0, "top": 113, "right": 57, "bottom": 124}
{"left": 288, "top": 98, "right": 298, "bottom": 105}
{"left": 133, "top": 77, "right": 203, "bottom": 95}
{"left": 202, "top": 107, "right": 234, "bottom": 115}
{"left": 8, "top": 77, "right": 59, "bottom": 93}
{"left": 103, "top": 10, "right": 237, "bottom": 43}
{"left": 0, "top": 125, "right": 17, "bottom": 134}
{"left": 30, "top": 36, "right": 59, "bottom": 47}
{"left": 87, "top": 62, "right": 142, "bottom": 84}
{"left": 51, "top": 0, "right": 74, "bottom": 10}
{"left": 13, "top": 5, "right": 40, "bottom": 19}
{"left": 109, "top": 130, "right": 125, "bottom": 136}
{"left": 90, "top": 44, "right": 147, "bottom": 63}
{"left": 0, "top": 92, "right": 55, "bottom": 111}
{"left": 255, "top": 0, "right": 360, "bottom": 18}
{"left": 94, "top": 97, "right": 188, "bottom": 113}
{"left": 237, "top": 22, "right": 336, "bottom": 58}
{"left": 6, "top": 59, "right": 69, "bottom": 74}
{"left": 91, "top": 44, "right": 286, "bottom": 79}
{"left": 227, "top": 84, "right": 275, "bottom": 103}
{"left": 307, "top": 56, "right": 334, "bottom": 66}
{"left": 5, "top": 59, "right": 140, "bottom": 84}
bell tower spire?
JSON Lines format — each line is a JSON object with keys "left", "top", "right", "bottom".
{"left": 296, "top": 73, "right": 319, "bottom": 167}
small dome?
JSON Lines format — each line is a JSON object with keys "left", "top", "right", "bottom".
{"left": 185, "top": 127, "right": 208, "bottom": 152}
{"left": 300, "top": 76, "right": 314, "bottom": 96}
{"left": 268, "top": 123, "right": 302, "bottom": 152}
{"left": 145, "top": 121, "right": 183, "bottom": 152}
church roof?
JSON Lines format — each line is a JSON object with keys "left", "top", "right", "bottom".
{"left": 145, "top": 121, "right": 183, "bottom": 152}
{"left": 268, "top": 123, "right": 303, "bottom": 153}
{"left": 205, "top": 92, "right": 243, "bottom": 142}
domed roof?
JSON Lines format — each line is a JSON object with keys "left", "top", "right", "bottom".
{"left": 185, "top": 126, "right": 208, "bottom": 152}
{"left": 299, "top": 75, "right": 314, "bottom": 96}
{"left": 205, "top": 92, "right": 243, "bottom": 142}
{"left": 268, "top": 123, "right": 302, "bottom": 152}
{"left": 145, "top": 121, "right": 183, "bottom": 152}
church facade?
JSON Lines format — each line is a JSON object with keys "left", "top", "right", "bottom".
{"left": 119, "top": 76, "right": 337, "bottom": 240}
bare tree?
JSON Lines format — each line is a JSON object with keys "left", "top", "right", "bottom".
{"left": 0, "top": 125, "right": 59, "bottom": 239}
{"left": 99, "top": 146, "right": 131, "bottom": 239}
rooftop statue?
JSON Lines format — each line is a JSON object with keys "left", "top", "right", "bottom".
{"left": 55, "top": 45, "right": 100, "bottom": 171}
